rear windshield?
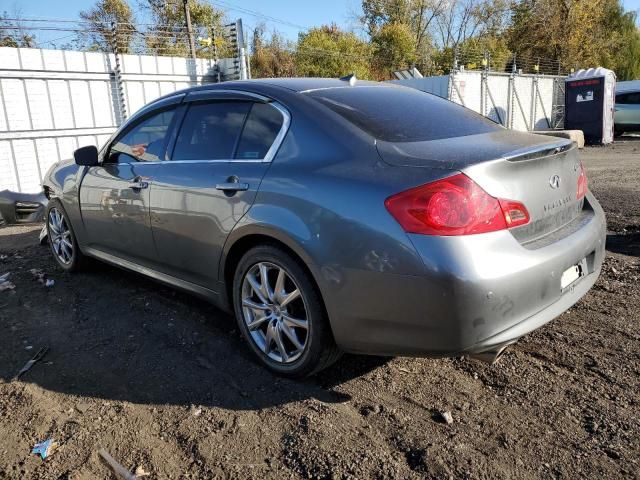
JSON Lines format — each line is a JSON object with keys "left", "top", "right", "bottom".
{"left": 306, "top": 86, "right": 502, "bottom": 142}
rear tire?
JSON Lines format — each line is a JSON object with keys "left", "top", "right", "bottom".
{"left": 46, "top": 199, "right": 86, "bottom": 272}
{"left": 233, "top": 245, "right": 341, "bottom": 377}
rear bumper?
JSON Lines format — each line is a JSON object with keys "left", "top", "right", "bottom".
{"left": 328, "top": 192, "right": 606, "bottom": 357}
{"left": 463, "top": 258, "right": 600, "bottom": 353}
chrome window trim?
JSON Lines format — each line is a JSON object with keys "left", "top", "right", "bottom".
{"left": 185, "top": 89, "right": 271, "bottom": 104}
{"left": 115, "top": 159, "right": 266, "bottom": 166}
{"left": 102, "top": 90, "right": 291, "bottom": 165}
{"left": 261, "top": 102, "right": 290, "bottom": 163}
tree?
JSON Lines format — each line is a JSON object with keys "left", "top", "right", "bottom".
{"left": 79, "top": 0, "right": 136, "bottom": 53}
{"left": 250, "top": 23, "right": 295, "bottom": 78}
{"left": 295, "top": 24, "right": 372, "bottom": 78}
{"left": 433, "top": 0, "right": 510, "bottom": 50}
{"left": 606, "top": 6, "right": 640, "bottom": 80}
{"left": 142, "top": 0, "right": 228, "bottom": 58}
{"left": 361, "top": 0, "right": 444, "bottom": 69}
{"left": 0, "top": 11, "right": 36, "bottom": 48}
{"left": 371, "top": 22, "right": 416, "bottom": 78}
{"left": 507, "top": 0, "right": 640, "bottom": 78}
{"left": 360, "top": 0, "right": 509, "bottom": 74}
{"left": 428, "top": 33, "right": 512, "bottom": 75}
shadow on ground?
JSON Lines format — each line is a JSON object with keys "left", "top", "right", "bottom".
{"left": 606, "top": 232, "right": 640, "bottom": 257}
{"left": 0, "top": 228, "right": 390, "bottom": 411}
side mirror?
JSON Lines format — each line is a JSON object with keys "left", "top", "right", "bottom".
{"left": 74, "top": 145, "right": 99, "bottom": 166}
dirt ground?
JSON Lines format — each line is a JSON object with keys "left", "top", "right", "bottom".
{"left": 0, "top": 139, "right": 638, "bottom": 480}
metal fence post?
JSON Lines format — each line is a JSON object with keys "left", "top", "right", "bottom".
{"left": 530, "top": 74, "right": 537, "bottom": 131}
{"left": 183, "top": 0, "right": 197, "bottom": 61}
{"left": 508, "top": 56, "right": 516, "bottom": 129}
{"left": 110, "top": 22, "right": 127, "bottom": 123}
{"left": 210, "top": 26, "right": 221, "bottom": 83}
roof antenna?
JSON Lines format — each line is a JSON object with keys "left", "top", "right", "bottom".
{"left": 340, "top": 73, "right": 357, "bottom": 86}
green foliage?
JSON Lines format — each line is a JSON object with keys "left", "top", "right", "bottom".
{"left": 0, "top": 12, "right": 36, "bottom": 48}
{"left": 2, "top": 0, "right": 639, "bottom": 82}
{"left": 250, "top": 23, "right": 295, "bottom": 78}
{"left": 295, "top": 24, "right": 373, "bottom": 79}
{"left": 79, "top": 0, "right": 136, "bottom": 53}
{"left": 459, "top": 35, "right": 512, "bottom": 72}
{"left": 507, "top": 0, "right": 640, "bottom": 78}
{"left": 371, "top": 22, "right": 416, "bottom": 78}
{"left": 142, "top": 0, "right": 228, "bottom": 58}
{"left": 603, "top": 3, "right": 640, "bottom": 80}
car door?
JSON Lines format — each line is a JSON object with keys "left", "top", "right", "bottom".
{"left": 79, "top": 101, "right": 182, "bottom": 267}
{"left": 149, "top": 90, "right": 289, "bottom": 290}
{"left": 615, "top": 92, "right": 640, "bottom": 128}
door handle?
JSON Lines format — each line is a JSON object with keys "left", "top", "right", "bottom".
{"left": 215, "top": 182, "right": 249, "bottom": 192}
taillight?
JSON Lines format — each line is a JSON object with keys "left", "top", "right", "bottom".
{"left": 384, "top": 173, "right": 530, "bottom": 236}
{"left": 577, "top": 161, "right": 588, "bottom": 199}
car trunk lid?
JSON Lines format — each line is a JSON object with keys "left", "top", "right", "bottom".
{"left": 377, "top": 130, "right": 584, "bottom": 244}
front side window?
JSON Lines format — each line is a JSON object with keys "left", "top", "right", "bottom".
{"left": 110, "top": 109, "right": 176, "bottom": 162}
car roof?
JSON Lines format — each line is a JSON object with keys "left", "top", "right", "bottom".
{"left": 176, "top": 77, "right": 384, "bottom": 95}
{"left": 240, "top": 77, "right": 383, "bottom": 92}
{"left": 139, "top": 78, "right": 393, "bottom": 121}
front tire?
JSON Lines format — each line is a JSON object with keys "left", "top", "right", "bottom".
{"left": 46, "top": 200, "right": 86, "bottom": 272}
{"left": 233, "top": 245, "right": 341, "bottom": 377}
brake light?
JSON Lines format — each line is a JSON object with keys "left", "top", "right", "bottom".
{"left": 384, "top": 173, "right": 530, "bottom": 236}
{"left": 577, "top": 161, "right": 588, "bottom": 199}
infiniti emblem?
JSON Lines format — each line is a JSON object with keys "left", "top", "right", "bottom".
{"left": 549, "top": 175, "right": 561, "bottom": 189}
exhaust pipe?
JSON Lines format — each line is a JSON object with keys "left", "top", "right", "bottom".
{"left": 467, "top": 345, "right": 509, "bottom": 364}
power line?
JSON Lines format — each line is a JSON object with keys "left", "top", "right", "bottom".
{"left": 0, "top": 15, "right": 570, "bottom": 75}
{"left": 209, "top": 0, "right": 308, "bottom": 31}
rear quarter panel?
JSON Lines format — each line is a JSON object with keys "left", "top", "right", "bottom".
{"left": 221, "top": 98, "right": 455, "bottom": 347}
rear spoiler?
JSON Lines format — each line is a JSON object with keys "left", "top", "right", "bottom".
{"left": 502, "top": 140, "right": 574, "bottom": 162}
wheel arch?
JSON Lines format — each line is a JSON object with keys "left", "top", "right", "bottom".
{"left": 220, "top": 226, "right": 329, "bottom": 326}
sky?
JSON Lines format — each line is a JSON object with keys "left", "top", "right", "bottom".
{"left": 2, "top": 0, "right": 640, "bottom": 45}
{"left": 1, "top": 0, "right": 363, "bottom": 42}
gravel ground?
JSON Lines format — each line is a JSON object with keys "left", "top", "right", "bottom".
{"left": 0, "top": 140, "right": 638, "bottom": 479}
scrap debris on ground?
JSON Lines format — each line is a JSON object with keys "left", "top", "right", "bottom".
{"left": 0, "top": 272, "right": 14, "bottom": 292}
{"left": 0, "top": 142, "right": 638, "bottom": 479}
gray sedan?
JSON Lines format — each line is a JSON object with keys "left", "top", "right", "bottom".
{"left": 42, "top": 78, "right": 606, "bottom": 377}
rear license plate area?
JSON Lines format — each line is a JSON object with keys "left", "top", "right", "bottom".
{"left": 561, "top": 259, "right": 587, "bottom": 289}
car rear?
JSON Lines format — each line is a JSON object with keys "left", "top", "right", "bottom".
{"left": 304, "top": 83, "right": 606, "bottom": 357}
{"left": 394, "top": 144, "right": 605, "bottom": 355}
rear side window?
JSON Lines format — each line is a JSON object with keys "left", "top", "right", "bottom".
{"left": 616, "top": 92, "right": 640, "bottom": 104}
{"left": 173, "top": 102, "right": 251, "bottom": 160}
{"left": 235, "top": 103, "right": 284, "bottom": 159}
{"left": 306, "top": 86, "right": 501, "bottom": 142}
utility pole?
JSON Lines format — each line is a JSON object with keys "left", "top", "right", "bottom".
{"left": 183, "top": 0, "right": 197, "bottom": 61}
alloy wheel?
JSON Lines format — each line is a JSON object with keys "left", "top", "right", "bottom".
{"left": 48, "top": 207, "right": 73, "bottom": 265}
{"left": 241, "top": 262, "right": 309, "bottom": 364}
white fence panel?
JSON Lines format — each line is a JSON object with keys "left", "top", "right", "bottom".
{"left": 0, "top": 46, "right": 240, "bottom": 193}
{"left": 389, "top": 75, "right": 450, "bottom": 98}
{"left": 394, "top": 71, "right": 565, "bottom": 133}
